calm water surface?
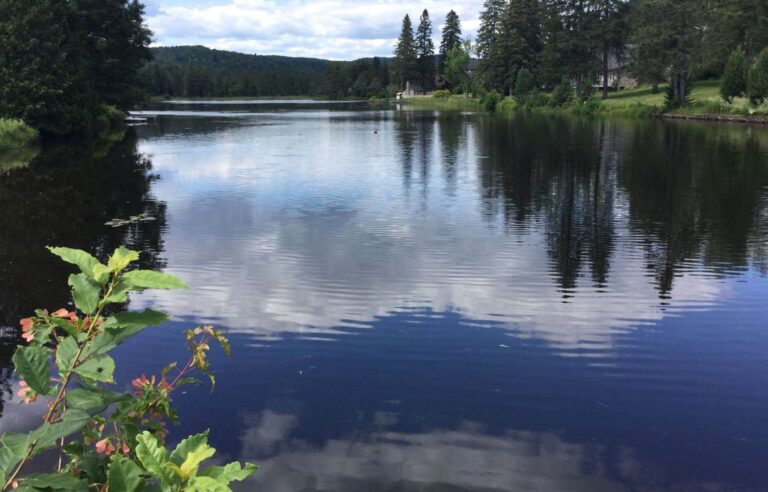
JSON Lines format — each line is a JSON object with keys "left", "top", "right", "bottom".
{"left": 1, "top": 101, "right": 768, "bottom": 491}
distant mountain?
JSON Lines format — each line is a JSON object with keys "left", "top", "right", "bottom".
{"left": 141, "top": 45, "right": 394, "bottom": 99}
{"left": 150, "top": 46, "right": 332, "bottom": 75}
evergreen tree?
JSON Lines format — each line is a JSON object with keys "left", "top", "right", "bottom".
{"left": 538, "top": 0, "right": 595, "bottom": 90}
{"left": 748, "top": 48, "right": 768, "bottom": 106}
{"left": 483, "top": 0, "right": 542, "bottom": 94}
{"left": 630, "top": 0, "right": 706, "bottom": 107}
{"left": 0, "top": 0, "right": 93, "bottom": 135}
{"left": 392, "top": 14, "right": 418, "bottom": 90}
{"left": 721, "top": 48, "right": 748, "bottom": 103}
{"left": 70, "top": 0, "right": 153, "bottom": 109}
{"left": 514, "top": 67, "right": 536, "bottom": 95}
{"left": 440, "top": 10, "right": 463, "bottom": 58}
{"left": 443, "top": 40, "right": 472, "bottom": 95}
{"left": 415, "top": 9, "right": 435, "bottom": 89}
{"left": 477, "top": 0, "right": 507, "bottom": 61}
{"left": 591, "top": 0, "right": 630, "bottom": 99}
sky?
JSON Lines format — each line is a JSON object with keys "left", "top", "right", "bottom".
{"left": 143, "top": 0, "right": 484, "bottom": 60}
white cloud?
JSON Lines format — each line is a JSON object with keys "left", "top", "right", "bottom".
{"left": 130, "top": 113, "right": 732, "bottom": 353}
{"left": 146, "top": 0, "right": 484, "bottom": 59}
{"left": 234, "top": 411, "right": 727, "bottom": 491}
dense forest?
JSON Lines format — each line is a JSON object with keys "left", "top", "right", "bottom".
{"left": 141, "top": 46, "right": 395, "bottom": 99}
{"left": 3, "top": 0, "right": 768, "bottom": 136}
{"left": 0, "top": 0, "right": 151, "bottom": 135}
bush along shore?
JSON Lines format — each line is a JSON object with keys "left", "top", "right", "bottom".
{"left": 405, "top": 79, "right": 768, "bottom": 123}
{"left": 0, "top": 119, "right": 38, "bottom": 152}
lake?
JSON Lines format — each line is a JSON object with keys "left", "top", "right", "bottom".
{"left": 1, "top": 101, "right": 768, "bottom": 491}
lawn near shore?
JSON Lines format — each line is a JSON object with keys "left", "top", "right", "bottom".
{"left": 405, "top": 79, "right": 768, "bottom": 120}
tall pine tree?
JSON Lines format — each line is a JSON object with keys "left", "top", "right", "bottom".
{"left": 591, "top": 0, "right": 630, "bottom": 99}
{"left": 392, "top": 14, "right": 418, "bottom": 90}
{"left": 630, "top": 0, "right": 706, "bottom": 106}
{"left": 440, "top": 10, "right": 463, "bottom": 56}
{"left": 477, "top": 0, "right": 507, "bottom": 61}
{"left": 415, "top": 9, "right": 435, "bottom": 89}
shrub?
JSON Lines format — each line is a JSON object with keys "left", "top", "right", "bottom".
{"left": 664, "top": 81, "right": 693, "bottom": 109}
{"left": 575, "top": 79, "right": 595, "bottom": 102}
{"left": 748, "top": 48, "right": 768, "bottom": 106}
{"left": 521, "top": 91, "right": 551, "bottom": 109}
{"left": 0, "top": 118, "right": 38, "bottom": 152}
{"left": 550, "top": 77, "right": 574, "bottom": 107}
{"left": 721, "top": 48, "right": 748, "bottom": 103}
{"left": 514, "top": 68, "right": 536, "bottom": 96}
{"left": 432, "top": 89, "right": 452, "bottom": 99}
{"left": 0, "top": 246, "right": 257, "bottom": 491}
{"left": 498, "top": 97, "right": 518, "bottom": 112}
{"left": 481, "top": 90, "right": 503, "bottom": 112}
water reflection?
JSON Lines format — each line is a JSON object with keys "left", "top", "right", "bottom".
{"left": 128, "top": 113, "right": 768, "bottom": 351}
{"left": 2, "top": 107, "right": 768, "bottom": 490}
{"left": 0, "top": 134, "right": 167, "bottom": 328}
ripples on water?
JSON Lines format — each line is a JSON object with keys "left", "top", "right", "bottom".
{"left": 1, "top": 101, "right": 768, "bottom": 491}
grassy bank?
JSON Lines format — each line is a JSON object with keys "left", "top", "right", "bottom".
{"left": 0, "top": 118, "right": 38, "bottom": 151}
{"left": 401, "top": 95, "right": 481, "bottom": 110}
{"left": 407, "top": 80, "right": 768, "bottom": 122}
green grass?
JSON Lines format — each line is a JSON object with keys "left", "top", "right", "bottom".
{"left": 0, "top": 118, "right": 38, "bottom": 152}
{"left": 404, "top": 95, "right": 481, "bottom": 110}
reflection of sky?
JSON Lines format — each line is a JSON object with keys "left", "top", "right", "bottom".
{"left": 115, "top": 108, "right": 768, "bottom": 490}
{"left": 134, "top": 111, "right": 734, "bottom": 352}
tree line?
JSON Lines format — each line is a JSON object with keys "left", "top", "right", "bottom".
{"left": 391, "top": 1, "right": 768, "bottom": 107}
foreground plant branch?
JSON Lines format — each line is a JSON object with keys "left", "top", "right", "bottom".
{"left": 0, "top": 246, "right": 256, "bottom": 491}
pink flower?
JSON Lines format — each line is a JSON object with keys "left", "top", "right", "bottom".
{"left": 121, "top": 442, "right": 131, "bottom": 456}
{"left": 16, "top": 381, "right": 37, "bottom": 404}
{"left": 19, "top": 318, "right": 33, "bottom": 332}
{"left": 21, "top": 331, "right": 34, "bottom": 343}
{"left": 95, "top": 438, "right": 116, "bottom": 456}
{"left": 131, "top": 374, "right": 153, "bottom": 395}
{"left": 52, "top": 309, "right": 70, "bottom": 318}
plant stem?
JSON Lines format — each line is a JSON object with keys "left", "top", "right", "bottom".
{"left": 2, "top": 278, "right": 117, "bottom": 491}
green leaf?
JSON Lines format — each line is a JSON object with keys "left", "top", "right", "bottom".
{"left": 135, "top": 432, "right": 173, "bottom": 485}
{"left": 186, "top": 476, "right": 230, "bottom": 492}
{"left": 169, "top": 431, "right": 209, "bottom": 466}
{"left": 122, "top": 270, "right": 187, "bottom": 290}
{"left": 108, "top": 457, "right": 144, "bottom": 492}
{"left": 92, "top": 263, "right": 111, "bottom": 285}
{"left": 103, "top": 279, "right": 135, "bottom": 304}
{"left": 88, "top": 310, "right": 169, "bottom": 356}
{"left": 65, "top": 387, "right": 122, "bottom": 414}
{"left": 29, "top": 409, "right": 90, "bottom": 454}
{"left": 68, "top": 273, "right": 101, "bottom": 315}
{"left": 200, "top": 462, "right": 258, "bottom": 485}
{"left": 108, "top": 247, "right": 141, "bottom": 273}
{"left": 48, "top": 317, "right": 79, "bottom": 338}
{"left": 178, "top": 443, "right": 216, "bottom": 480}
{"left": 55, "top": 337, "right": 79, "bottom": 374}
{"left": 22, "top": 472, "right": 89, "bottom": 491}
{"left": 1, "top": 432, "right": 29, "bottom": 457}
{"left": 73, "top": 355, "right": 115, "bottom": 383}
{"left": 12, "top": 346, "right": 50, "bottom": 394}
{"left": 0, "top": 445, "right": 22, "bottom": 479}
{"left": 47, "top": 247, "right": 102, "bottom": 279}
{"left": 104, "top": 310, "right": 170, "bottom": 330}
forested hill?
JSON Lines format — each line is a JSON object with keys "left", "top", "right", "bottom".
{"left": 141, "top": 46, "right": 392, "bottom": 99}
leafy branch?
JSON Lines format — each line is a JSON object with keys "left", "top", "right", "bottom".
{"left": 0, "top": 246, "right": 256, "bottom": 491}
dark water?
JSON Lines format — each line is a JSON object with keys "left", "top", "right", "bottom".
{"left": 1, "top": 102, "right": 768, "bottom": 491}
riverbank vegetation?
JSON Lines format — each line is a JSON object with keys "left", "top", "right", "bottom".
{"left": 0, "top": 246, "right": 256, "bottom": 491}
{"left": 0, "top": 0, "right": 151, "bottom": 137}
{"left": 0, "top": 119, "right": 37, "bottom": 152}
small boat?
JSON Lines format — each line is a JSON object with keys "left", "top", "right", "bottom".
{"left": 124, "top": 116, "right": 149, "bottom": 125}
